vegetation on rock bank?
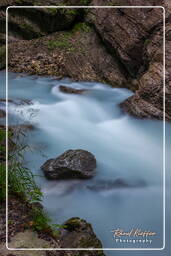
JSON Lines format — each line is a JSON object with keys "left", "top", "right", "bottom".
{"left": 0, "top": 124, "right": 105, "bottom": 254}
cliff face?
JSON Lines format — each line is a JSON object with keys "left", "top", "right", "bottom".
{"left": 0, "top": 0, "right": 170, "bottom": 121}
{"left": 121, "top": 21, "right": 171, "bottom": 120}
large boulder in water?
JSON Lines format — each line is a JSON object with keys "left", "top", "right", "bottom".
{"left": 41, "top": 149, "right": 96, "bottom": 180}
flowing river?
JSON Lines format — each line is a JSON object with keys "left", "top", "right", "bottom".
{"left": 1, "top": 71, "right": 171, "bottom": 254}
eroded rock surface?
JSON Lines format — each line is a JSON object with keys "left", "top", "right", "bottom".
{"left": 121, "top": 21, "right": 171, "bottom": 121}
{"left": 41, "top": 149, "right": 97, "bottom": 179}
{"left": 88, "top": 0, "right": 164, "bottom": 77}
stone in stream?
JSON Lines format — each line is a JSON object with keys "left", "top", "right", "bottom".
{"left": 41, "top": 149, "right": 96, "bottom": 180}
{"left": 59, "top": 85, "right": 88, "bottom": 94}
{"left": 0, "top": 98, "right": 32, "bottom": 106}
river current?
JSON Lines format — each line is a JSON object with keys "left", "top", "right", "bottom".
{"left": 1, "top": 71, "right": 171, "bottom": 254}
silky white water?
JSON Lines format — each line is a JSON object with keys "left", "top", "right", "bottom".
{"left": 1, "top": 71, "right": 171, "bottom": 254}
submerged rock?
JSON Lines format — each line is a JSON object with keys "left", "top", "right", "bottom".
{"left": 59, "top": 85, "right": 88, "bottom": 94}
{"left": 41, "top": 149, "right": 96, "bottom": 180}
{"left": 0, "top": 98, "right": 32, "bottom": 106}
{"left": 86, "top": 178, "right": 146, "bottom": 191}
{"left": 60, "top": 217, "right": 104, "bottom": 252}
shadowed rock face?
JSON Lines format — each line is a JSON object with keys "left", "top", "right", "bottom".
{"left": 88, "top": 0, "right": 164, "bottom": 77}
{"left": 41, "top": 149, "right": 97, "bottom": 179}
{"left": 121, "top": 20, "right": 171, "bottom": 121}
{"left": 0, "top": 0, "right": 86, "bottom": 45}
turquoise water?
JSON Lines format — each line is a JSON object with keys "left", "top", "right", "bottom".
{"left": 1, "top": 71, "right": 171, "bottom": 253}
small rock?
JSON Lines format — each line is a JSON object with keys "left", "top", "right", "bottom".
{"left": 41, "top": 149, "right": 96, "bottom": 180}
{"left": 0, "top": 98, "right": 15, "bottom": 104}
{"left": 59, "top": 85, "right": 88, "bottom": 94}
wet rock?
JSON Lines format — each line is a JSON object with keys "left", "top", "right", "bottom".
{"left": 121, "top": 21, "right": 171, "bottom": 121}
{"left": 0, "top": 109, "right": 6, "bottom": 118}
{"left": 86, "top": 178, "right": 146, "bottom": 191}
{"left": 41, "top": 149, "right": 96, "bottom": 180}
{"left": 0, "top": 98, "right": 32, "bottom": 106}
{"left": 59, "top": 85, "right": 88, "bottom": 94}
{"left": 60, "top": 217, "right": 104, "bottom": 253}
{"left": 17, "top": 99, "right": 33, "bottom": 105}
{"left": 0, "top": 98, "right": 15, "bottom": 104}
{"left": 88, "top": 0, "right": 164, "bottom": 77}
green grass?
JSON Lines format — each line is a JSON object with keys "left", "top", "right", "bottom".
{"left": 65, "top": 9, "right": 77, "bottom": 16}
{"left": 48, "top": 7, "right": 77, "bottom": 16}
{"left": 46, "top": 22, "right": 92, "bottom": 52}
{"left": 48, "top": 8, "right": 58, "bottom": 15}
{"left": 0, "top": 127, "right": 42, "bottom": 203}
{"left": 0, "top": 126, "right": 64, "bottom": 234}
{"left": 48, "top": 40, "right": 71, "bottom": 49}
{"left": 72, "top": 22, "right": 92, "bottom": 33}
{"left": 47, "top": 33, "right": 76, "bottom": 52}
{"left": 21, "top": 23, "right": 34, "bottom": 32}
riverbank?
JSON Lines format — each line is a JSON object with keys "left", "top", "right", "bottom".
{"left": 0, "top": 122, "right": 105, "bottom": 255}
